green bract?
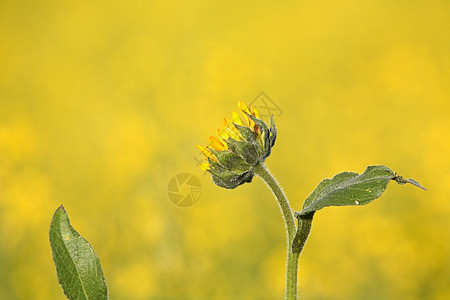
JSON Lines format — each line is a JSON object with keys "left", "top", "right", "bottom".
{"left": 197, "top": 102, "right": 277, "bottom": 189}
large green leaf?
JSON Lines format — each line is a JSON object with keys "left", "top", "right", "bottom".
{"left": 49, "top": 206, "right": 108, "bottom": 300}
{"left": 297, "top": 165, "right": 426, "bottom": 216}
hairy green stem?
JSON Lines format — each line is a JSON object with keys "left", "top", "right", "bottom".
{"left": 254, "top": 163, "right": 298, "bottom": 300}
{"left": 286, "top": 250, "right": 300, "bottom": 299}
{"left": 254, "top": 164, "right": 295, "bottom": 239}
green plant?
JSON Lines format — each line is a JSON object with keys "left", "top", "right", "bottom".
{"left": 49, "top": 206, "right": 108, "bottom": 299}
{"left": 195, "top": 101, "right": 426, "bottom": 299}
{"left": 49, "top": 101, "right": 425, "bottom": 300}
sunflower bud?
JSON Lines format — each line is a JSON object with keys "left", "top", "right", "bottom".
{"left": 196, "top": 101, "right": 277, "bottom": 189}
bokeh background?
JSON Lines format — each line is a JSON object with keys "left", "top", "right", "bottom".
{"left": 1, "top": 0, "right": 449, "bottom": 299}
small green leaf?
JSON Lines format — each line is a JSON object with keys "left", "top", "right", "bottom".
{"left": 297, "top": 165, "right": 425, "bottom": 216}
{"left": 49, "top": 205, "right": 108, "bottom": 300}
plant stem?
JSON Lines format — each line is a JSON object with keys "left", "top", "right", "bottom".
{"left": 254, "top": 163, "right": 295, "bottom": 239}
{"left": 254, "top": 163, "right": 299, "bottom": 300}
{"left": 286, "top": 250, "right": 300, "bottom": 299}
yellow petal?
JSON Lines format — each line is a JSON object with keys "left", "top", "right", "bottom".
{"left": 252, "top": 107, "right": 260, "bottom": 118}
{"left": 238, "top": 100, "right": 250, "bottom": 114}
{"left": 242, "top": 113, "right": 251, "bottom": 127}
{"left": 209, "top": 136, "right": 228, "bottom": 151}
{"left": 224, "top": 118, "right": 243, "bottom": 140}
{"left": 200, "top": 163, "right": 210, "bottom": 171}
{"left": 196, "top": 145, "right": 217, "bottom": 161}
{"left": 231, "top": 111, "right": 243, "bottom": 126}
{"left": 223, "top": 126, "right": 241, "bottom": 140}
{"left": 223, "top": 118, "right": 236, "bottom": 130}
{"left": 217, "top": 128, "right": 229, "bottom": 141}
{"left": 238, "top": 102, "right": 257, "bottom": 129}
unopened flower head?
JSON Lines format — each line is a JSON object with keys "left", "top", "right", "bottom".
{"left": 196, "top": 101, "right": 277, "bottom": 189}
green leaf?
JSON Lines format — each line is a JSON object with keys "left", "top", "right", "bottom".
{"left": 297, "top": 165, "right": 425, "bottom": 216}
{"left": 49, "top": 205, "right": 108, "bottom": 300}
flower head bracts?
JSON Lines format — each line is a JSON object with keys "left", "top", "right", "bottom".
{"left": 196, "top": 101, "right": 277, "bottom": 189}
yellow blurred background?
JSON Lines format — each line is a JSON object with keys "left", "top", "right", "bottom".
{"left": 1, "top": 0, "right": 449, "bottom": 299}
